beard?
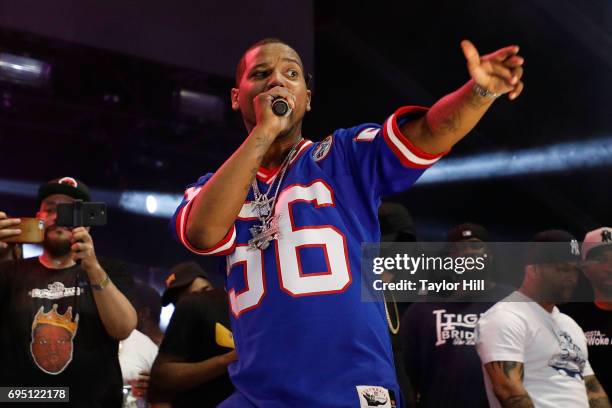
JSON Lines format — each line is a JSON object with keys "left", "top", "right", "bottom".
{"left": 275, "top": 122, "right": 299, "bottom": 141}
{"left": 595, "top": 282, "right": 612, "bottom": 298}
{"left": 543, "top": 283, "right": 575, "bottom": 304}
{"left": 43, "top": 227, "right": 72, "bottom": 257}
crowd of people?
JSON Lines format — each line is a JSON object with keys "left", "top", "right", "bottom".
{"left": 0, "top": 37, "right": 609, "bottom": 408}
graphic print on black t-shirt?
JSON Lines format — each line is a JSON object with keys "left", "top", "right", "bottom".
{"left": 433, "top": 308, "right": 483, "bottom": 346}
{"left": 30, "top": 303, "right": 79, "bottom": 375}
{"left": 0, "top": 257, "right": 134, "bottom": 407}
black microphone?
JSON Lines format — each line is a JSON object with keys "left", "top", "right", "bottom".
{"left": 271, "top": 98, "right": 290, "bottom": 116}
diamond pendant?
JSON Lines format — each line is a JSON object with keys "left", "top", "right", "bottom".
{"left": 252, "top": 195, "right": 272, "bottom": 217}
{"left": 248, "top": 216, "right": 280, "bottom": 250}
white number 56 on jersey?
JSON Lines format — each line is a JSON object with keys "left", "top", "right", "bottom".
{"left": 227, "top": 180, "right": 352, "bottom": 318}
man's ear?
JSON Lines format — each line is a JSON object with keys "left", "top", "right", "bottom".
{"left": 306, "top": 89, "right": 312, "bottom": 112}
{"left": 231, "top": 88, "right": 240, "bottom": 111}
{"left": 525, "top": 264, "right": 537, "bottom": 280}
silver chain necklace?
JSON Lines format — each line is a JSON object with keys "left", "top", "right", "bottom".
{"left": 248, "top": 137, "right": 303, "bottom": 250}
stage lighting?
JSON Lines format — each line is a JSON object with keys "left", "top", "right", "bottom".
{"left": 175, "top": 89, "right": 225, "bottom": 125}
{"left": 417, "top": 137, "right": 612, "bottom": 185}
{"left": 0, "top": 53, "right": 51, "bottom": 88}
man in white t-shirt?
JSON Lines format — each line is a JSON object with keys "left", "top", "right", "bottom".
{"left": 476, "top": 230, "right": 610, "bottom": 408}
{"left": 119, "top": 329, "right": 159, "bottom": 384}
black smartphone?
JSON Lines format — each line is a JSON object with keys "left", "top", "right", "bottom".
{"left": 56, "top": 200, "right": 107, "bottom": 227}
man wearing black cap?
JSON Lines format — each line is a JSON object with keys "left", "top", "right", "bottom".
{"left": 400, "top": 222, "right": 509, "bottom": 408}
{"left": 149, "top": 261, "right": 235, "bottom": 408}
{"left": 160, "top": 261, "right": 214, "bottom": 306}
{"left": 476, "top": 230, "right": 610, "bottom": 408}
{"left": 0, "top": 177, "right": 137, "bottom": 407}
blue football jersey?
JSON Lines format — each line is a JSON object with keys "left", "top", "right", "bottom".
{"left": 172, "top": 106, "right": 445, "bottom": 408}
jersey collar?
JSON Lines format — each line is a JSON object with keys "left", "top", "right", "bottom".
{"left": 256, "top": 139, "right": 313, "bottom": 184}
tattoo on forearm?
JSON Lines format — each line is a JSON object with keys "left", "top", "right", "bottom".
{"left": 487, "top": 362, "right": 531, "bottom": 407}
{"left": 589, "top": 397, "right": 611, "bottom": 408}
{"left": 585, "top": 376, "right": 611, "bottom": 408}
{"left": 490, "top": 361, "right": 524, "bottom": 380}
{"left": 254, "top": 136, "right": 269, "bottom": 151}
{"left": 503, "top": 361, "right": 517, "bottom": 378}
{"left": 586, "top": 376, "right": 602, "bottom": 393}
{"left": 437, "top": 109, "right": 460, "bottom": 134}
{"left": 502, "top": 394, "right": 534, "bottom": 408}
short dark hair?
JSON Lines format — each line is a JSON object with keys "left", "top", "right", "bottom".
{"left": 235, "top": 38, "right": 310, "bottom": 87}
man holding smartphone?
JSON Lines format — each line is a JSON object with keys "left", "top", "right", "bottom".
{"left": 0, "top": 177, "right": 137, "bottom": 407}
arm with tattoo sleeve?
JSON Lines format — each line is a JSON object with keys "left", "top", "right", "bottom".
{"left": 484, "top": 361, "right": 534, "bottom": 408}
{"left": 585, "top": 375, "right": 611, "bottom": 408}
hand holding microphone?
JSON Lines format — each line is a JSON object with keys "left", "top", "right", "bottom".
{"left": 253, "top": 87, "right": 296, "bottom": 139}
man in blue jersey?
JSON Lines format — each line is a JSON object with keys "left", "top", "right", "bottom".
{"left": 172, "top": 38, "right": 525, "bottom": 407}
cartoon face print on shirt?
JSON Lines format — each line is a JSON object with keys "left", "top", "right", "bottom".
{"left": 30, "top": 304, "right": 79, "bottom": 375}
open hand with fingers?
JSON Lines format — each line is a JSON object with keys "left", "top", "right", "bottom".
{"left": 461, "top": 40, "right": 525, "bottom": 100}
{"left": 0, "top": 211, "right": 21, "bottom": 250}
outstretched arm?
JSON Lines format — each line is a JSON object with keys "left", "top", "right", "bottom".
{"left": 403, "top": 40, "right": 525, "bottom": 154}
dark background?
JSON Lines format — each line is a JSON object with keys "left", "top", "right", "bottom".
{"left": 1, "top": 0, "right": 610, "bottom": 285}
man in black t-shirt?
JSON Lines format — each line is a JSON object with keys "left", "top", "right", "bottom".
{"left": 150, "top": 262, "right": 236, "bottom": 408}
{"left": 400, "top": 223, "right": 512, "bottom": 408}
{"left": 563, "top": 227, "right": 612, "bottom": 397}
{"left": 0, "top": 177, "right": 136, "bottom": 408}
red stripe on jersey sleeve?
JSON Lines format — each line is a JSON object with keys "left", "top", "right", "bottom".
{"left": 382, "top": 106, "right": 447, "bottom": 168}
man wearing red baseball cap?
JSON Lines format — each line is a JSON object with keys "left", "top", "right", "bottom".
{"left": 563, "top": 227, "right": 612, "bottom": 397}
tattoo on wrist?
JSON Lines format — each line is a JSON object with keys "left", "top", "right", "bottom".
{"left": 468, "top": 91, "right": 491, "bottom": 109}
